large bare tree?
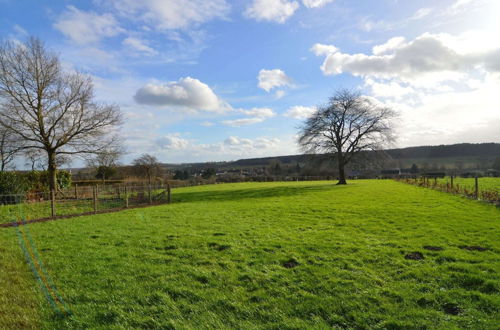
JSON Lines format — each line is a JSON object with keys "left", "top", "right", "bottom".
{"left": 298, "top": 89, "right": 395, "bottom": 184}
{"left": 0, "top": 37, "right": 122, "bottom": 190}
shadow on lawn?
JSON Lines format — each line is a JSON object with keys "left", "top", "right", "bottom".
{"left": 171, "top": 183, "right": 350, "bottom": 203}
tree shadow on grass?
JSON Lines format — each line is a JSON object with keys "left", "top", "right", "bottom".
{"left": 171, "top": 183, "right": 352, "bottom": 204}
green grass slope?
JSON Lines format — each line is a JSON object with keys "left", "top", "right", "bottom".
{"left": 1, "top": 180, "right": 499, "bottom": 329}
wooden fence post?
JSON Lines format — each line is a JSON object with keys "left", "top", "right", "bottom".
{"left": 93, "top": 185, "right": 98, "bottom": 213}
{"left": 148, "top": 185, "right": 152, "bottom": 204}
{"left": 167, "top": 183, "right": 171, "bottom": 204}
{"left": 475, "top": 176, "right": 479, "bottom": 199}
{"left": 50, "top": 189, "right": 56, "bottom": 218}
{"left": 450, "top": 175, "right": 454, "bottom": 191}
{"left": 125, "top": 186, "right": 129, "bottom": 208}
{"left": 74, "top": 184, "right": 78, "bottom": 199}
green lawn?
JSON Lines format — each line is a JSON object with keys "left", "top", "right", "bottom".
{"left": 1, "top": 180, "right": 499, "bottom": 329}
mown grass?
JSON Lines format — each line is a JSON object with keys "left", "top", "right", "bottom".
{"left": 0, "top": 180, "right": 499, "bottom": 329}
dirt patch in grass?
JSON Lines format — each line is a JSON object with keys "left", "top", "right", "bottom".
{"left": 443, "top": 303, "right": 463, "bottom": 315}
{"left": 423, "top": 246, "right": 443, "bottom": 251}
{"left": 459, "top": 246, "right": 488, "bottom": 251}
{"left": 207, "top": 242, "right": 231, "bottom": 251}
{"left": 282, "top": 258, "right": 299, "bottom": 268}
{"left": 405, "top": 252, "right": 424, "bottom": 260}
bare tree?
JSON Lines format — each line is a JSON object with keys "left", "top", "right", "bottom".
{"left": 0, "top": 37, "right": 122, "bottom": 191}
{"left": 0, "top": 126, "right": 23, "bottom": 171}
{"left": 298, "top": 89, "right": 396, "bottom": 184}
{"left": 132, "top": 154, "right": 162, "bottom": 185}
{"left": 86, "top": 148, "right": 123, "bottom": 182}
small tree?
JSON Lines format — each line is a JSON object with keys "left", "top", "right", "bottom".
{"left": 0, "top": 37, "right": 122, "bottom": 191}
{"left": 133, "top": 154, "right": 162, "bottom": 184}
{"left": 298, "top": 89, "right": 395, "bottom": 184}
{"left": 410, "top": 163, "right": 419, "bottom": 174}
{"left": 86, "top": 148, "right": 123, "bottom": 183}
{"left": 202, "top": 168, "right": 216, "bottom": 179}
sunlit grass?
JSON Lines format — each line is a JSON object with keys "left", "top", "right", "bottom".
{"left": 0, "top": 180, "right": 498, "bottom": 328}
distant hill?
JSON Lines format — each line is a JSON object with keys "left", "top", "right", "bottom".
{"left": 166, "top": 143, "right": 500, "bottom": 171}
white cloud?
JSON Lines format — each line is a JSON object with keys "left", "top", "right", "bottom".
{"left": 200, "top": 121, "right": 215, "bottom": 127}
{"left": 411, "top": 7, "right": 432, "bottom": 20}
{"left": 245, "top": 0, "right": 299, "bottom": 23}
{"left": 394, "top": 74, "right": 500, "bottom": 146}
{"left": 222, "top": 118, "right": 264, "bottom": 127}
{"left": 54, "top": 6, "right": 124, "bottom": 44}
{"left": 258, "top": 69, "right": 293, "bottom": 92}
{"left": 310, "top": 43, "right": 338, "bottom": 56}
{"left": 371, "top": 37, "right": 405, "bottom": 55}
{"left": 156, "top": 134, "right": 189, "bottom": 150}
{"left": 284, "top": 105, "right": 317, "bottom": 119}
{"left": 302, "top": 0, "right": 334, "bottom": 8}
{"left": 312, "top": 32, "right": 500, "bottom": 83}
{"left": 122, "top": 37, "right": 157, "bottom": 55}
{"left": 364, "top": 79, "right": 415, "bottom": 100}
{"left": 108, "top": 0, "right": 230, "bottom": 30}
{"left": 224, "top": 136, "right": 280, "bottom": 151}
{"left": 275, "top": 90, "right": 286, "bottom": 99}
{"left": 134, "top": 77, "right": 230, "bottom": 112}
{"left": 241, "top": 107, "right": 276, "bottom": 118}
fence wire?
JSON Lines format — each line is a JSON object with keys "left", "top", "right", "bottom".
{"left": 0, "top": 183, "right": 171, "bottom": 225}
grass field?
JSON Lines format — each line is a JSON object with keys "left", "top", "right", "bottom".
{"left": 1, "top": 180, "right": 499, "bottom": 329}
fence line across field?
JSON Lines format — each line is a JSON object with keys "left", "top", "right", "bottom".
{"left": 0, "top": 183, "right": 172, "bottom": 223}
{"left": 396, "top": 175, "right": 499, "bottom": 205}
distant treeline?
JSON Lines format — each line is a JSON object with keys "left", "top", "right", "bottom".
{"left": 214, "top": 143, "right": 500, "bottom": 168}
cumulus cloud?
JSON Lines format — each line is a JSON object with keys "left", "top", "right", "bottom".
{"left": 108, "top": 0, "right": 230, "bottom": 30}
{"left": 54, "top": 6, "right": 124, "bottom": 44}
{"left": 284, "top": 105, "right": 317, "bottom": 119}
{"left": 258, "top": 69, "right": 293, "bottom": 92}
{"left": 222, "top": 107, "right": 276, "bottom": 127}
{"left": 134, "top": 77, "right": 229, "bottom": 112}
{"left": 302, "top": 0, "right": 334, "bottom": 8}
{"left": 222, "top": 118, "right": 264, "bottom": 127}
{"left": 311, "top": 32, "right": 500, "bottom": 83}
{"left": 245, "top": 0, "right": 299, "bottom": 23}
{"left": 122, "top": 37, "right": 157, "bottom": 55}
{"left": 241, "top": 107, "right": 276, "bottom": 118}
{"left": 156, "top": 134, "right": 189, "bottom": 150}
{"left": 224, "top": 136, "right": 280, "bottom": 150}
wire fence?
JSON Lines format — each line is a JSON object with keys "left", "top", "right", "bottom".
{"left": 0, "top": 183, "right": 171, "bottom": 226}
{"left": 396, "top": 176, "right": 500, "bottom": 205}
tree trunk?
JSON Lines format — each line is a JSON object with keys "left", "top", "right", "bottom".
{"left": 337, "top": 153, "right": 347, "bottom": 185}
{"left": 47, "top": 151, "right": 57, "bottom": 192}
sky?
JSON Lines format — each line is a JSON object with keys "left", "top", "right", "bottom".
{"left": 1, "top": 0, "right": 499, "bottom": 165}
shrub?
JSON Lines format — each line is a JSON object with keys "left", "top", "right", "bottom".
{"left": 0, "top": 172, "right": 29, "bottom": 203}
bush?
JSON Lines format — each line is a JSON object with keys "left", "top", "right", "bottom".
{"left": 0, "top": 170, "right": 72, "bottom": 198}
{"left": 0, "top": 172, "right": 29, "bottom": 203}
{"left": 23, "top": 170, "right": 72, "bottom": 191}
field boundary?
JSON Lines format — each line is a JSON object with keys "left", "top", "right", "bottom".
{"left": 0, "top": 201, "right": 172, "bottom": 228}
{"left": 395, "top": 176, "right": 500, "bottom": 205}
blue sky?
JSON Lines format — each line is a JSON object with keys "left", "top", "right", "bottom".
{"left": 1, "top": 0, "right": 499, "bottom": 164}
